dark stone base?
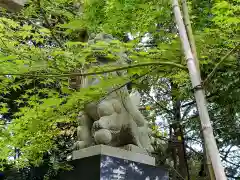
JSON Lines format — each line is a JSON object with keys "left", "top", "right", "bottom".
{"left": 58, "top": 155, "right": 168, "bottom": 180}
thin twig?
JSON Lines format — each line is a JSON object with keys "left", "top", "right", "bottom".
{"left": 203, "top": 43, "right": 240, "bottom": 84}
{"left": 0, "top": 62, "right": 187, "bottom": 77}
{"left": 146, "top": 93, "right": 175, "bottom": 116}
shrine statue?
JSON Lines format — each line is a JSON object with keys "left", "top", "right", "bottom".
{"left": 72, "top": 33, "right": 153, "bottom": 154}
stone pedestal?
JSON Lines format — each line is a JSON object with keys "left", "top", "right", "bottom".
{"left": 58, "top": 145, "right": 168, "bottom": 180}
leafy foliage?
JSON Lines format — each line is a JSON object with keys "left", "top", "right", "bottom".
{"left": 0, "top": 0, "right": 239, "bottom": 179}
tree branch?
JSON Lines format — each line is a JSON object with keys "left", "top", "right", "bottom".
{"left": 203, "top": 43, "right": 240, "bottom": 84}
{"left": 222, "top": 145, "right": 233, "bottom": 161}
{"left": 37, "top": 0, "right": 64, "bottom": 49}
{"left": 145, "top": 93, "right": 175, "bottom": 116}
{"left": 181, "top": 104, "right": 194, "bottom": 120}
{"left": 185, "top": 144, "right": 202, "bottom": 155}
{"left": 0, "top": 62, "right": 187, "bottom": 77}
{"left": 181, "top": 92, "right": 218, "bottom": 108}
{"left": 220, "top": 155, "right": 240, "bottom": 168}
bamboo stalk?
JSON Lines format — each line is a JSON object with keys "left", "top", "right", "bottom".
{"left": 181, "top": 1, "right": 215, "bottom": 179}
{"left": 172, "top": 0, "right": 227, "bottom": 179}
{"left": 206, "top": 146, "right": 217, "bottom": 180}
{"left": 181, "top": 0, "right": 199, "bottom": 71}
{"left": 201, "top": 128, "right": 216, "bottom": 180}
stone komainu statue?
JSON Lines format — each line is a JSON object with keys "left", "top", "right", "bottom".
{"left": 72, "top": 33, "right": 153, "bottom": 154}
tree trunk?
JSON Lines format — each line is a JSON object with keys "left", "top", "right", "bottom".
{"left": 171, "top": 0, "right": 226, "bottom": 179}
{"left": 170, "top": 125, "right": 178, "bottom": 180}
{"left": 170, "top": 83, "right": 190, "bottom": 180}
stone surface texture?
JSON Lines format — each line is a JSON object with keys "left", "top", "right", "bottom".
{"left": 73, "top": 33, "right": 153, "bottom": 154}
{"left": 0, "top": 0, "right": 26, "bottom": 11}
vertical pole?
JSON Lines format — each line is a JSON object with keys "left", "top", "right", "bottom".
{"left": 172, "top": 0, "right": 227, "bottom": 179}
{"left": 181, "top": 0, "right": 199, "bottom": 71}
{"left": 181, "top": 1, "right": 215, "bottom": 179}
